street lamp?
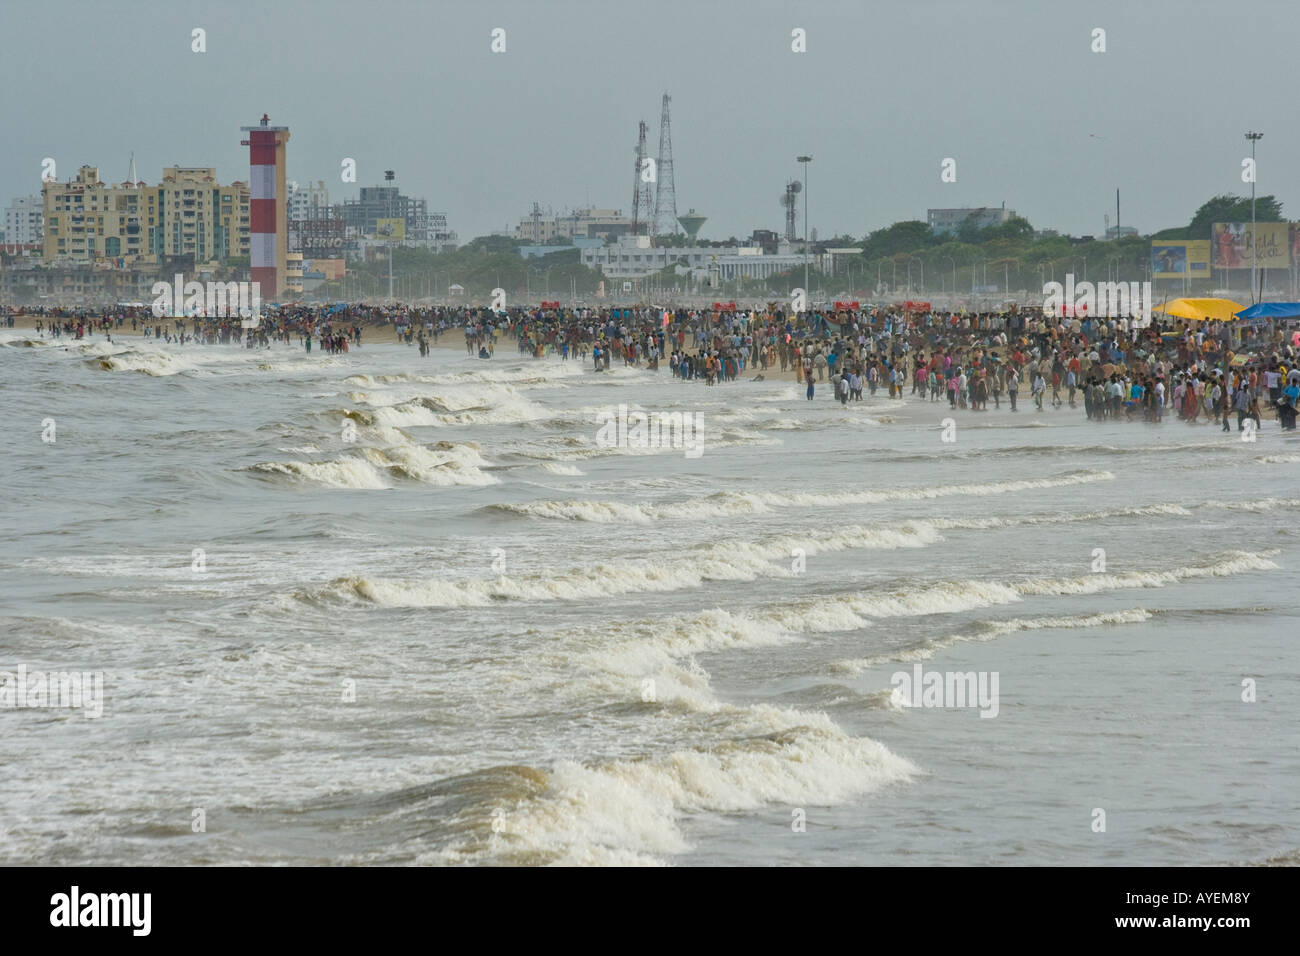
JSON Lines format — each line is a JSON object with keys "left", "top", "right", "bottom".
{"left": 797, "top": 155, "right": 812, "bottom": 309}
{"left": 941, "top": 256, "right": 955, "bottom": 297}
{"left": 1246, "top": 131, "right": 1263, "bottom": 303}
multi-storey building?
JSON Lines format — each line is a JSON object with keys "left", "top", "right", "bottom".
{"left": 515, "top": 207, "right": 632, "bottom": 242}
{"left": 340, "top": 185, "right": 428, "bottom": 240}
{"left": 927, "top": 205, "right": 1016, "bottom": 236}
{"left": 159, "top": 167, "right": 249, "bottom": 263}
{"left": 4, "top": 196, "right": 43, "bottom": 246}
{"left": 285, "top": 252, "right": 304, "bottom": 295}
{"left": 581, "top": 235, "right": 811, "bottom": 280}
{"left": 41, "top": 165, "right": 248, "bottom": 266}
{"left": 287, "top": 180, "right": 330, "bottom": 222}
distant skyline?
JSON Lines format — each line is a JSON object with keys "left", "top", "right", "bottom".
{"left": 3, "top": 0, "right": 1296, "bottom": 242}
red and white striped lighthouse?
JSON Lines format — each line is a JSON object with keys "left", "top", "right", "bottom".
{"left": 239, "top": 113, "right": 290, "bottom": 299}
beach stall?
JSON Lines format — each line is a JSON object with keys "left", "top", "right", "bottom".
{"left": 1234, "top": 302, "right": 1300, "bottom": 326}
{"left": 1151, "top": 297, "right": 1244, "bottom": 322}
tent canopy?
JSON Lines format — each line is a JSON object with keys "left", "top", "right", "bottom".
{"left": 1152, "top": 297, "right": 1245, "bottom": 322}
{"left": 1235, "top": 302, "right": 1300, "bottom": 320}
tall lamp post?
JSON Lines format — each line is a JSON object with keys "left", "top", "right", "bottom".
{"left": 797, "top": 155, "right": 812, "bottom": 310}
{"left": 1246, "top": 131, "right": 1263, "bottom": 303}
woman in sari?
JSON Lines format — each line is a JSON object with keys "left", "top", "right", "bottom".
{"left": 1184, "top": 377, "right": 1201, "bottom": 422}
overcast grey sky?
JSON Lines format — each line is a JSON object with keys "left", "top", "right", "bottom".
{"left": 3, "top": 0, "right": 1295, "bottom": 241}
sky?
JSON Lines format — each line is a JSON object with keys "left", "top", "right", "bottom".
{"left": 2, "top": 0, "right": 1296, "bottom": 243}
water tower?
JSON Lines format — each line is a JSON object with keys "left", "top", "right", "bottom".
{"left": 677, "top": 208, "right": 707, "bottom": 240}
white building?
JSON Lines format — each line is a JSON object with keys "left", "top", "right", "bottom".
{"left": 4, "top": 195, "right": 44, "bottom": 246}
{"left": 287, "top": 180, "right": 330, "bottom": 222}
{"left": 927, "top": 204, "right": 1015, "bottom": 236}
{"left": 517, "top": 207, "right": 632, "bottom": 242}
{"left": 582, "top": 235, "right": 812, "bottom": 280}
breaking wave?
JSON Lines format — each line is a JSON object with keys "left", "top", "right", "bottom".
{"left": 486, "top": 470, "right": 1114, "bottom": 522}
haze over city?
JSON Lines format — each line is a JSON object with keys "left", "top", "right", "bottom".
{"left": 3, "top": 0, "right": 1295, "bottom": 242}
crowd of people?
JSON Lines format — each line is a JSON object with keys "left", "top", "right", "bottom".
{"left": 8, "top": 300, "right": 1300, "bottom": 429}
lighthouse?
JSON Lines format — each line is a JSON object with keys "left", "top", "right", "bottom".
{"left": 239, "top": 114, "right": 291, "bottom": 298}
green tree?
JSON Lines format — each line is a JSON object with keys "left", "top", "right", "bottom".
{"left": 957, "top": 213, "right": 986, "bottom": 245}
{"left": 464, "top": 235, "right": 523, "bottom": 254}
{"left": 986, "top": 215, "right": 1034, "bottom": 241}
{"left": 861, "top": 220, "right": 936, "bottom": 260}
{"left": 1187, "top": 194, "right": 1284, "bottom": 238}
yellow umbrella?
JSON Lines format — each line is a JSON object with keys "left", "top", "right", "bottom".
{"left": 1151, "top": 297, "right": 1246, "bottom": 322}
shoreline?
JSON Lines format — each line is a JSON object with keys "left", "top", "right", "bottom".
{"left": 4, "top": 313, "right": 1288, "bottom": 419}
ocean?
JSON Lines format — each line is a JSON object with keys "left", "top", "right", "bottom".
{"left": 2, "top": 330, "right": 1297, "bottom": 866}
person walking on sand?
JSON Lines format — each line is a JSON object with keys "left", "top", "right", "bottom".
{"left": 1007, "top": 367, "right": 1019, "bottom": 412}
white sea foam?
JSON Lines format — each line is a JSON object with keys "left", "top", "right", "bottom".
{"left": 249, "top": 440, "right": 495, "bottom": 489}
{"left": 91, "top": 348, "right": 199, "bottom": 376}
{"left": 574, "top": 550, "right": 1274, "bottom": 675}
{"left": 310, "top": 521, "right": 945, "bottom": 609}
{"left": 490, "top": 470, "right": 1114, "bottom": 522}
{"left": 248, "top": 457, "right": 392, "bottom": 489}
{"left": 427, "top": 709, "right": 916, "bottom": 865}
{"left": 832, "top": 608, "right": 1157, "bottom": 674}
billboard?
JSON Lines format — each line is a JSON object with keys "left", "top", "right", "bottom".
{"left": 374, "top": 218, "right": 405, "bottom": 241}
{"left": 291, "top": 218, "right": 352, "bottom": 259}
{"left": 1211, "top": 222, "right": 1290, "bottom": 269}
{"left": 1150, "top": 240, "right": 1211, "bottom": 279}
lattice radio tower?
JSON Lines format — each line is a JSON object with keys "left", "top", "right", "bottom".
{"left": 631, "top": 120, "right": 654, "bottom": 237}
{"left": 651, "top": 93, "right": 678, "bottom": 238}
{"left": 781, "top": 180, "right": 801, "bottom": 241}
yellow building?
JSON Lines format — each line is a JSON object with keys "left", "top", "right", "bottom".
{"left": 159, "top": 167, "right": 250, "bottom": 264}
{"left": 43, "top": 165, "right": 249, "bottom": 266}
{"left": 285, "top": 252, "right": 304, "bottom": 295}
